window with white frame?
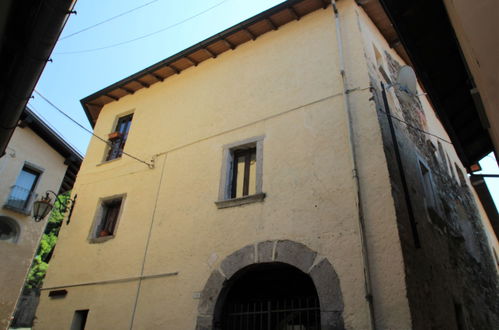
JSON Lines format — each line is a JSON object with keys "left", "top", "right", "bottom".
{"left": 216, "top": 136, "right": 265, "bottom": 208}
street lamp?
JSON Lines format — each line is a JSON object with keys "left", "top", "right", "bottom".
{"left": 32, "top": 190, "right": 75, "bottom": 222}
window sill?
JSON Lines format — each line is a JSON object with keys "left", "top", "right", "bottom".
{"left": 3, "top": 204, "right": 31, "bottom": 216}
{"left": 89, "top": 235, "right": 115, "bottom": 244}
{"left": 97, "top": 157, "right": 122, "bottom": 167}
{"left": 215, "top": 193, "right": 266, "bottom": 209}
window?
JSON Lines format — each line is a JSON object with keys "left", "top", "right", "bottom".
{"left": 91, "top": 197, "right": 124, "bottom": 240}
{"left": 446, "top": 153, "right": 457, "bottom": 182}
{"left": 230, "top": 148, "right": 256, "bottom": 198}
{"left": 455, "top": 162, "right": 467, "bottom": 187}
{"left": 373, "top": 44, "right": 391, "bottom": 83}
{"left": 106, "top": 113, "right": 133, "bottom": 161}
{"left": 70, "top": 310, "right": 89, "bottom": 330}
{"left": 419, "top": 161, "right": 438, "bottom": 213}
{"left": 5, "top": 165, "right": 41, "bottom": 212}
{"left": 216, "top": 136, "right": 265, "bottom": 209}
{"left": 437, "top": 141, "right": 447, "bottom": 169}
{"left": 453, "top": 303, "right": 467, "bottom": 330}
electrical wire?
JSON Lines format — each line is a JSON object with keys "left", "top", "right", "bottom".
{"left": 56, "top": 0, "right": 229, "bottom": 55}
{"left": 27, "top": 102, "right": 82, "bottom": 156}
{"left": 377, "top": 108, "right": 453, "bottom": 145}
{"left": 33, "top": 90, "right": 154, "bottom": 168}
{"left": 59, "top": 0, "right": 161, "bottom": 41}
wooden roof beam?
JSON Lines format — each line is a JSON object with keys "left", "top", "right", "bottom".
{"left": 389, "top": 38, "right": 401, "bottom": 49}
{"left": 267, "top": 18, "right": 278, "bottom": 30}
{"left": 151, "top": 73, "right": 164, "bottom": 82}
{"left": 184, "top": 56, "right": 198, "bottom": 67}
{"left": 119, "top": 86, "right": 134, "bottom": 95}
{"left": 243, "top": 27, "right": 257, "bottom": 40}
{"left": 63, "top": 170, "right": 77, "bottom": 180}
{"left": 135, "top": 80, "right": 150, "bottom": 88}
{"left": 203, "top": 47, "right": 217, "bottom": 58}
{"left": 106, "top": 94, "right": 119, "bottom": 101}
{"left": 288, "top": 6, "right": 300, "bottom": 20}
{"left": 221, "top": 37, "right": 236, "bottom": 50}
{"left": 168, "top": 64, "right": 180, "bottom": 74}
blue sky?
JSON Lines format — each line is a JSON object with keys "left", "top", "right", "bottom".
{"left": 29, "top": 0, "right": 284, "bottom": 154}
{"left": 29, "top": 0, "right": 498, "bottom": 205}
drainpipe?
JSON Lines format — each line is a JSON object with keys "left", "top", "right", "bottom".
{"left": 330, "top": 1, "right": 376, "bottom": 329}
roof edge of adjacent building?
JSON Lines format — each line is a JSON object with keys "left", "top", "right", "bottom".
{"left": 20, "top": 107, "right": 83, "bottom": 165}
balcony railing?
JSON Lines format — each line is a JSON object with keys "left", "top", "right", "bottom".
{"left": 4, "top": 185, "right": 36, "bottom": 214}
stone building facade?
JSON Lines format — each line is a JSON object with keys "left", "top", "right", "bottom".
{"left": 35, "top": 1, "right": 498, "bottom": 329}
{"left": 0, "top": 108, "right": 81, "bottom": 329}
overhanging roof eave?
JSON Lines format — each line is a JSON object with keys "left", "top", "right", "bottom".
{"left": 81, "top": 0, "right": 331, "bottom": 127}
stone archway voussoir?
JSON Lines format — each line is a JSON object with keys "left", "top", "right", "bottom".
{"left": 196, "top": 240, "right": 344, "bottom": 330}
{"left": 220, "top": 244, "right": 255, "bottom": 279}
{"left": 274, "top": 240, "right": 317, "bottom": 273}
{"left": 309, "top": 257, "right": 344, "bottom": 312}
{"left": 198, "top": 269, "right": 226, "bottom": 316}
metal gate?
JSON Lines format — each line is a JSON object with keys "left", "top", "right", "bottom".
{"left": 222, "top": 296, "right": 320, "bottom": 330}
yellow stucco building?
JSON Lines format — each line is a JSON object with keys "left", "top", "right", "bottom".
{"left": 35, "top": 1, "right": 498, "bottom": 329}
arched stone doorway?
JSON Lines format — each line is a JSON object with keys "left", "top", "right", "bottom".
{"left": 196, "top": 240, "right": 344, "bottom": 330}
{"left": 216, "top": 262, "right": 321, "bottom": 329}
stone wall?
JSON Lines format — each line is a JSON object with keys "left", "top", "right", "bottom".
{"left": 10, "top": 289, "right": 39, "bottom": 328}
{"left": 373, "top": 51, "right": 499, "bottom": 329}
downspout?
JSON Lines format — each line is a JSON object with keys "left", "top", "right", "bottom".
{"left": 330, "top": 1, "right": 376, "bottom": 329}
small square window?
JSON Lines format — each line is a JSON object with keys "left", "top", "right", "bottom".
{"left": 106, "top": 114, "right": 133, "bottom": 161}
{"left": 216, "top": 136, "right": 265, "bottom": 209}
{"left": 90, "top": 196, "right": 124, "bottom": 241}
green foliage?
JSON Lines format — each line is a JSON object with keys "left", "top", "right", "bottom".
{"left": 25, "top": 192, "right": 70, "bottom": 289}
{"left": 25, "top": 256, "right": 48, "bottom": 289}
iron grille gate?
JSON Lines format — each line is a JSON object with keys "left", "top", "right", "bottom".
{"left": 222, "top": 296, "right": 320, "bottom": 330}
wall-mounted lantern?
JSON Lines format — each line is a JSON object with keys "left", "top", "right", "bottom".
{"left": 32, "top": 191, "right": 76, "bottom": 222}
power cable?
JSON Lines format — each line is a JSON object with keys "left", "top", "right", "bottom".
{"left": 377, "top": 108, "right": 453, "bottom": 145}
{"left": 56, "top": 0, "right": 229, "bottom": 55}
{"left": 59, "top": 0, "right": 161, "bottom": 40}
{"left": 27, "top": 102, "right": 83, "bottom": 156}
{"left": 33, "top": 90, "right": 154, "bottom": 168}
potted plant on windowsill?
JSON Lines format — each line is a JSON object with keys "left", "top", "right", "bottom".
{"left": 99, "top": 229, "right": 111, "bottom": 237}
{"left": 108, "top": 131, "right": 122, "bottom": 140}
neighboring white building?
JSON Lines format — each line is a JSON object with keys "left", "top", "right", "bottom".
{"left": 0, "top": 107, "right": 82, "bottom": 329}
